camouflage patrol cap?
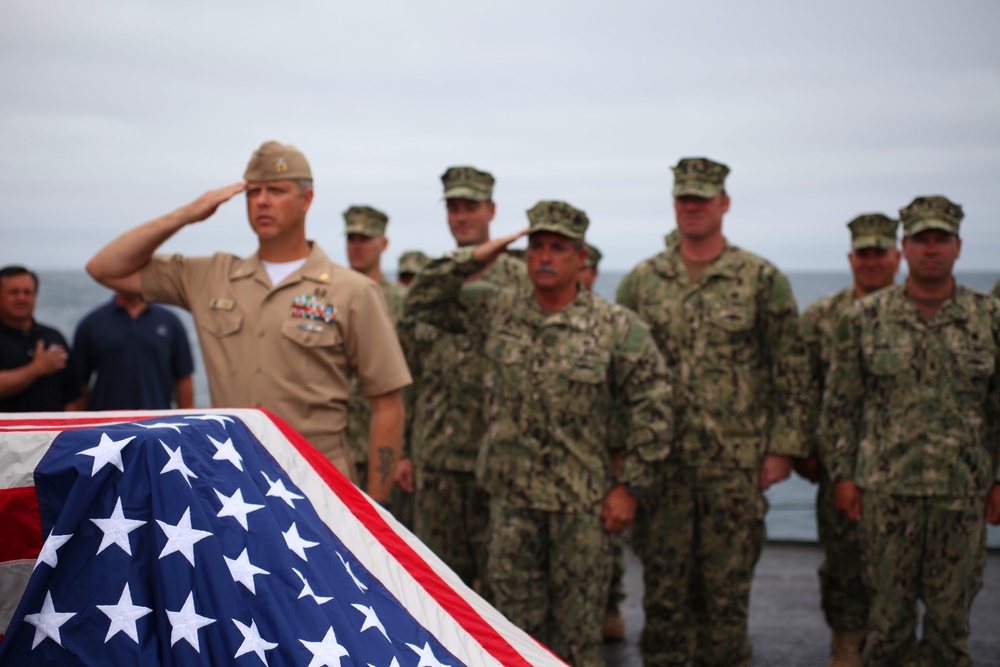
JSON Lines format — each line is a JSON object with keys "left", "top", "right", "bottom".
{"left": 583, "top": 243, "right": 603, "bottom": 269}
{"left": 244, "top": 141, "right": 312, "bottom": 182}
{"left": 526, "top": 201, "right": 589, "bottom": 240}
{"left": 899, "top": 195, "right": 964, "bottom": 237}
{"left": 343, "top": 205, "right": 389, "bottom": 237}
{"left": 672, "top": 157, "right": 730, "bottom": 198}
{"left": 847, "top": 213, "right": 898, "bottom": 251}
{"left": 397, "top": 250, "right": 430, "bottom": 275}
{"left": 441, "top": 166, "right": 495, "bottom": 201}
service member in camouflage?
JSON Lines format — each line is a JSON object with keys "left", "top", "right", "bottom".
{"left": 406, "top": 201, "right": 671, "bottom": 666}
{"left": 616, "top": 157, "right": 809, "bottom": 667}
{"left": 397, "top": 250, "right": 431, "bottom": 287}
{"left": 578, "top": 242, "right": 602, "bottom": 292}
{"left": 822, "top": 195, "right": 1000, "bottom": 667}
{"left": 342, "top": 205, "right": 407, "bottom": 492}
{"left": 394, "top": 167, "right": 530, "bottom": 596}
{"left": 798, "top": 213, "right": 900, "bottom": 667}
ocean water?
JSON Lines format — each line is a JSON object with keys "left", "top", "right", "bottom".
{"left": 28, "top": 269, "right": 1000, "bottom": 546}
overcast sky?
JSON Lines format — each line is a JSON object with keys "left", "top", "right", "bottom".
{"left": 2, "top": 0, "right": 998, "bottom": 272}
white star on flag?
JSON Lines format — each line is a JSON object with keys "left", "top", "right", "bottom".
{"left": 78, "top": 433, "right": 135, "bottom": 476}
{"left": 352, "top": 604, "right": 389, "bottom": 640}
{"left": 293, "top": 567, "right": 332, "bottom": 604}
{"left": 90, "top": 497, "right": 146, "bottom": 556}
{"left": 184, "top": 414, "right": 235, "bottom": 427}
{"left": 368, "top": 660, "right": 401, "bottom": 667}
{"left": 282, "top": 522, "right": 319, "bottom": 561}
{"left": 209, "top": 434, "right": 243, "bottom": 471}
{"left": 160, "top": 439, "right": 198, "bottom": 487}
{"left": 214, "top": 487, "right": 265, "bottom": 530}
{"left": 157, "top": 507, "right": 212, "bottom": 566}
{"left": 233, "top": 618, "right": 278, "bottom": 665}
{"left": 338, "top": 551, "right": 368, "bottom": 592}
{"left": 34, "top": 531, "right": 72, "bottom": 570}
{"left": 23, "top": 591, "right": 76, "bottom": 649}
{"left": 407, "top": 641, "right": 452, "bottom": 667}
{"left": 166, "top": 592, "right": 216, "bottom": 652}
{"left": 300, "top": 627, "right": 350, "bottom": 667}
{"left": 96, "top": 583, "right": 152, "bottom": 644}
{"left": 135, "top": 421, "right": 188, "bottom": 432}
{"left": 225, "top": 548, "right": 270, "bottom": 594}
{"left": 261, "top": 470, "right": 304, "bottom": 508}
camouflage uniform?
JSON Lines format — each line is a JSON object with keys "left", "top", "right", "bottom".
{"left": 616, "top": 158, "right": 808, "bottom": 667}
{"left": 399, "top": 166, "right": 531, "bottom": 596}
{"left": 397, "top": 250, "right": 430, "bottom": 282}
{"left": 822, "top": 196, "right": 1000, "bottom": 667}
{"left": 992, "top": 279, "right": 1000, "bottom": 299}
{"left": 801, "top": 214, "right": 899, "bottom": 639}
{"left": 406, "top": 202, "right": 672, "bottom": 667}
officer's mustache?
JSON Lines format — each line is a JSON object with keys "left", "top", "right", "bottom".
{"left": 533, "top": 266, "right": 558, "bottom": 275}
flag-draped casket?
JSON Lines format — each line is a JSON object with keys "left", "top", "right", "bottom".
{"left": 0, "top": 410, "right": 567, "bottom": 666}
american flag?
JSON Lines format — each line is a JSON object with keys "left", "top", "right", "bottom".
{"left": 0, "top": 410, "right": 566, "bottom": 666}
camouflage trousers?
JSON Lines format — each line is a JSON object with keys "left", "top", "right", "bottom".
{"left": 859, "top": 492, "right": 986, "bottom": 667}
{"left": 606, "top": 534, "right": 626, "bottom": 610}
{"left": 633, "top": 464, "right": 766, "bottom": 667}
{"left": 816, "top": 470, "right": 869, "bottom": 632}
{"left": 413, "top": 469, "right": 491, "bottom": 598}
{"left": 486, "top": 497, "right": 612, "bottom": 667}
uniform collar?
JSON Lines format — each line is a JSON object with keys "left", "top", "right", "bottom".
{"left": 652, "top": 234, "right": 740, "bottom": 280}
{"left": 228, "top": 242, "right": 334, "bottom": 287}
{"left": 885, "top": 283, "right": 972, "bottom": 325}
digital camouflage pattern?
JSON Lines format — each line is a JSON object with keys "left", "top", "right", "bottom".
{"left": 822, "top": 284, "right": 1000, "bottom": 496}
{"left": 671, "top": 157, "right": 730, "bottom": 198}
{"left": 343, "top": 205, "right": 389, "bottom": 237}
{"left": 397, "top": 250, "right": 430, "bottom": 277}
{"left": 406, "top": 246, "right": 672, "bottom": 512}
{"left": 526, "top": 200, "right": 589, "bottom": 240}
{"left": 584, "top": 243, "right": 602, "bottom": 270}
{"left": 847, "top": 213, "right": 898, "bottom": 251}
{"left": 346, "top": 276, "right": 407, "bottom": 486}
{"left": 441, "top": 165, "right": 495, "bottom": 201}
{"left": 397, "top": 252, "right": 529, "bottom": 589}
{"left": 992, "top": 279, "right": 1000, "bottom": 299}
{"left": 617, "top": 236, "right": 808, "bottom": 468}
{"left": 859, "top": 492, "right": 986, "bottom": 666}
{"left": 801, "top": 286, "right": 869, "bottom": 633}
{"left": 617, "top": 233, "right": 807, "bottom": 667}
{"left": 487, "top": 498, "right": 612, "bottom": 667}
{"left": 899, "top": 194, "right": 963, "bottom": 237}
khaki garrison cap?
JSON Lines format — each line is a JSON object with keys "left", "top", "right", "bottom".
{"left": 899, "top": 195, "right": 964, "bottom": 237}
{"left": 672, "top": 157, "right": 730, "bottom": 198}
{"left": 526, "top": 201, "right": 589, "bottom": 240}
{"left": 441, "top": 166, "right": 495, "bottom": 201}
{"left": 583, "top": 243, "right": 603, "bottom": 269}
{"left": 398, "top": 250, "right": 430, "bottom": 275}
{"left": 343, "top": 205, "right": 389, "bottom": 237}
{"left": 847, "top": 213, "right": 898, "bottom": 251}
{"left": 244, "top": 141, "right": 312, "bottom": 182}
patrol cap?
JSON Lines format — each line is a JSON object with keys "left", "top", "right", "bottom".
{"left": 583, "top": 243, "right": 603, "bottom": 269}
{"left": 526, "top": 200, "right": 589, "bottom": 240}
{"left": 343, "top": 205, "right": 388, "bottom": 237}
{"left": 672, "top": 157, "right": 730, "bottom": 198}
{"left": 847, "top": 213, "right": 898, "bottom": 251}
{"left": 441, "top": 166, "right": 495, "bottom": 201}
{"left": 899, "top": 195, "right": 964, "bottom": 237}
{"left": 244, "top": 141, "right": 312, "bottom": 182}
{"left": 397, "top": 250, "right": 430, "bottom": 276}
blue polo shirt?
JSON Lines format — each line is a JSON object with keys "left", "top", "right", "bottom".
{"left": 0, "top": 320, "right": 82, "bottom": 412}
{"left": 73, "top": 299, "right": 195, "bottom": 410}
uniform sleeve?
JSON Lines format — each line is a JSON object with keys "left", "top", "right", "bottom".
{"left": 404, "top": 247, "right": 496, "bottom": 337}
{"left": 613, "top": 314, "right": 673, "bottom": 488}
{"left": 344, "top": 280, "right": 412, "bottom": 398}
{"left": 761, "top": 271, "right": 810, "bottom": 458}
{"left": 820, "top": 311, "right": 864, "bottom": 482}
{"left": 141, "top": 253, "right": 196, "bottom": 309}
{"left": 799, "top": 310, "right": 823, "bottom": 459}
{"left": 396, "top": 316, "right": 418, "bottom": 458}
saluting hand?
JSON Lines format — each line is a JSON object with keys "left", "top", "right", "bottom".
{"left": 179, "top": 182, "right": 248, "bottom": 225}
{"left": 472, "top": 228, "right": 530, "bottom": 265}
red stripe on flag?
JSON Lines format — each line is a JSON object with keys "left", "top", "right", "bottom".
{"left": 0, "top": 487, "right": 41, "bottom": 562}
{"left": 264, "top": 410, "right": 549, "bottom": 667}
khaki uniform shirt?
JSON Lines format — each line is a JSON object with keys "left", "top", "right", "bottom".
{"left": 399, "top": 253, "right": 530, "bottom": 473}
{"left": 801, "top": 287, "right": 856, "bottom": 458}
{"left": 616, "top": 235, "right": 808, "bottom": 469}
{"left": 822, "top": 284, "right": 1000, "bottom": 496}
{"left": 345, "top": 277, "right": 407, "bottom": 466}
{"left": 141, "top": 244, "right": 412, "bottom": 461}
{"left": 406, "top": 248, "right": 672, "bottom": 512}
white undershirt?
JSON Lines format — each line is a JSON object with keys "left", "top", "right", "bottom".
{"left": 261, "top": 258, "right": 307, "bottom": 286}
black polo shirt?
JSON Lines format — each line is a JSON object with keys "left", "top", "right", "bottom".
{"left": 0, "top": 320, "right": 81, "bottom": 412}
